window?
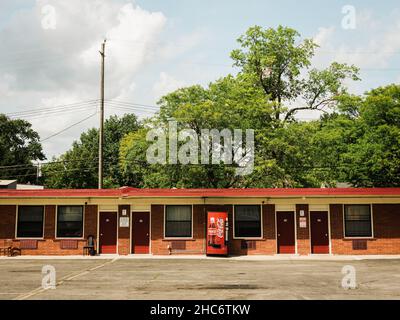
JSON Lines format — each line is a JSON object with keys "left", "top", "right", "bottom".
{"left": 344, "top": 205, "right": 372, "bottom": 237}
{"left": 57, "top": 206, "right": 83, "bottom": 238}
{"left": 165, "top": 205, "right": 192, "bottom": 238}
{"left": 17, "top": 206, "right": 44, "bottom": 238}
{"left": 234, "top": 205, "right": 262, "bottom": 238}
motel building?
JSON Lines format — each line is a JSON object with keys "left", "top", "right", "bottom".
{"left": 0, "top": 187, "right": 400, "bottom": 256}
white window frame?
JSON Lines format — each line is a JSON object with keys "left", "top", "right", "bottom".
{"left": 163, "top": 204, "right": 194, "bottom": 240}
{"left": 342, "top": 204, "right": 374, "bottom": 239}
{"left": 233, "top": 204, "right": 263, "bottom": 240}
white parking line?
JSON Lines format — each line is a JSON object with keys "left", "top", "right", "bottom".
{"left": 13, "top": 257, "right": 119, "bottom": 300}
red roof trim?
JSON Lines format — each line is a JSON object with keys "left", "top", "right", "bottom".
{"left": 0, "top": 188, "right": 400, "bottom": 198}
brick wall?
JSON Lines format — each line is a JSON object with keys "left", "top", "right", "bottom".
{"left": 0, "top": 205, "right": 98, "bottom": 255}
{"left": 84, "top": 205, "right": 98, "bottom": 238}
{"left": 229, "top": 204, "right": 276, "bottom": 255}
{"left": 330, "top": 203, "right": 400, "bottom": 254}
{"left": 2, "top": 201, "right": 400, "bottom": 256}
{"left": 0, "top": 205, "right": 16, "bottom": 239}
{"left": 296, "top": 204, "right": 310, "bottom": 255}
{"left": 118, "top": 205, "right": 130, "bottom": 255}
{"left": 150, "top": 204, "right": 277, "bottom": 256}
{"left": 150, "top": 204, "right": 206, "bottom": 255}
{"left": 44, "top": 205, "right": 55, "bottom": 239}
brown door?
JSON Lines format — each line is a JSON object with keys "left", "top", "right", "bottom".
{"left": 99, "top": 212, "right": 117, "bottom": 254}
{"left": 277, "top": 211, "right": 295, "bottom": 254}
{"left": 310, "top": 211, "right": 329, "bottom": 254}
{"left": 132, "top": 212, "right": 150, "bottom": 254}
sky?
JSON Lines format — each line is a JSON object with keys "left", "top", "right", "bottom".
{"left": 1, "top": 0, "right": 400, "bottom": 159}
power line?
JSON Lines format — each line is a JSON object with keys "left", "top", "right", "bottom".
{"left": 0, "top": 159, "right": 97, "bottom": 171}
{"left": 0, "top": 164, "right": 113, "bottom": 180}
{"left": 3, "top": 99, "right": 161, "bottom": 120}
{"left": 40, "top": 112, "right": 98, "bottom": 142}
{"left": 105, "top": 100, "right": 160, "bottom": 110}
{"left": 5, "top": 99, "right": 100, "bottom": 116}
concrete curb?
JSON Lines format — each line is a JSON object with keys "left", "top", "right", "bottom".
{"left": 1, "top": 254, "right": 400, "bottom": 261}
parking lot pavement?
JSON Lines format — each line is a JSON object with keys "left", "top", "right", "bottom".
{"left": 0, "top": 258, "right": 399, "bottom": 300}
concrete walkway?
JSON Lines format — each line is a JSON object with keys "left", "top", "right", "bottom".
{"left": 1, "top": 254, "right": 400, "bottom": 261}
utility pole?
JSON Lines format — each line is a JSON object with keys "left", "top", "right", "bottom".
{"left": 98, "top": 39, "right": 106, "bottom": 189}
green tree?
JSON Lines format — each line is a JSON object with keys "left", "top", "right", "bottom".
{"left": 230, "top": 25, "right": 359, "bottom": 122}
{"left": 42, "top": 114, "right": 141, "bottom": 188}
{"left": 0, "top": 114, "right": 45, "bottom": 183}
{"left": 119, "top": 26, "right": 360, "bottom": 188}
{"left": 341, "top": 85, "right": 400, "bottom": 186}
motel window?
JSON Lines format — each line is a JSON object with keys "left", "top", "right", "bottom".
{"left": 17, "top": 206, "right": 44, "bottom": 238}
{"left": 57, "top": 206, "right": 83, "bottom": 238}
{"left": 234, "top": 205, "right": 262, "bottom": 238}
{"left": 344, "top": 205, "right": 372, "bottom": 238}
{"left": 165, "top": 205, "right": 192, "bottom": 238}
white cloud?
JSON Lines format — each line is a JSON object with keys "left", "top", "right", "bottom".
{"left": 311, "top": 10, "right": 400, "bottom": 94}
{"left": 300, "top": 11, "right": 400, "bottom": 120}
{"left": 313, "top": 27, "right": 335, "bottom": 47}
{"left": 153, "top": 72, "right": 186, "bottom": 100}
{"left": 0, "top": 0, "right": 169, "bottom": 157}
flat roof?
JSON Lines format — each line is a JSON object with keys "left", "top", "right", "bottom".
{"left": 0, "top": 180, "right": 17, "bottom": 186}
{"left": 0, "top": 187, "right": 400, "bottom": 198}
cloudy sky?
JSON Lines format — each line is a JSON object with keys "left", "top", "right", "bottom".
{"left": 1, "top": 0, "right": 400, "bottom": 159}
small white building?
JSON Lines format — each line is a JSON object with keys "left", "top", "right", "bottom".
{"left": 0, "top": 180, "right": 44, "bottom": 190}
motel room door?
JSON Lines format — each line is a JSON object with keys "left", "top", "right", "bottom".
{"left": 277, "top": 211, "right": 296, "bottom": 254}
{"left": 310, "top": 211, "right": 330, "bottom": 254}
{"left": 99, "top": 212, "right": 117, "bottom": 254}
{"left": 132, "top": 212, "right": 150, "bottom": 254}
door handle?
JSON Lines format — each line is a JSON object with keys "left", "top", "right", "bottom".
{"left": 278, "top": 233, "right": 280, "bottom": 237}
{"left": 100, "top": 233, "right": 103, "bottom": 236}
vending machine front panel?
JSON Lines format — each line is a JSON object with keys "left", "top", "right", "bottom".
{"left": 207, "top": 211, "right": 228, "bottom": 256}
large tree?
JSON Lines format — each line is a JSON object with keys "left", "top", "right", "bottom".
{"left": 42, "top": 114, "right": 141, "bottom": 188}
{"left": 230, "top": 25, "right": 359, "bottom": 122}
{"left": 0, "top": 114, "right": 45, "bottom": 183}
{"left": 119, "top": 26, "right": 359, "bottom": 188}
{"left": 323, "top": 85, "right": 400, "bottom": 187}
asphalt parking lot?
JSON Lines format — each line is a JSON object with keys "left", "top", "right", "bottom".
{"left": 0, "top": 257, "right": 399, "bottom": 300}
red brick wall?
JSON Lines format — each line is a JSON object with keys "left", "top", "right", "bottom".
{"left": 12, "top": 240, "right": 88, "bottom": 255}
{"left": 150, "top": 204, "right": 206, "bottom": 255}
{"left": 229, "top": 204, "right": 276, "bottom": 255}
{"left": 84, "top": 205, "right": 98, "bottom": 238}
{"left": 2, "top": 201, "right": 400, "bottom": 256}
{"left": 118, "top": 205, "right": 130, "bottom": 255}
{"left": 150, "top": 204, "right": 278, "bottom": 256}
{"left": 0, "top": 205, "right": 16, "bottom": 239}
{"left": 1, "top": 205, "right": 97, "bottom": 255}
{"left": 44, "top": 205, "right": 55, "bottom": 239}
{"left": 330, "top": 203, "right": 400, "bottom": 254}
{"left": 296, "top": 204, "right": 310, "bottom": 255}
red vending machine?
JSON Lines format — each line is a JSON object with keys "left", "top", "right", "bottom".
{"left": 206, "top": 212, "right": 229, "bottom": 256}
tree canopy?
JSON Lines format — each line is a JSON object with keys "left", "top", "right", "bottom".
{"left": 118, "top": 25, "right": 362, "bottom": 188}
{"left": 0, "top": 114, "right": 45, "bottom": 184}
{"left": 42, "top": 114, "right": 140, "bottom": 188}
{"left": 6, "top": 25, "right": 399, "bottom": 189}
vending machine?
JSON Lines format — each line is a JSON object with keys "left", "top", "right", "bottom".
{"left": 206, "top": 212, "right": 229, "bottom": 256}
